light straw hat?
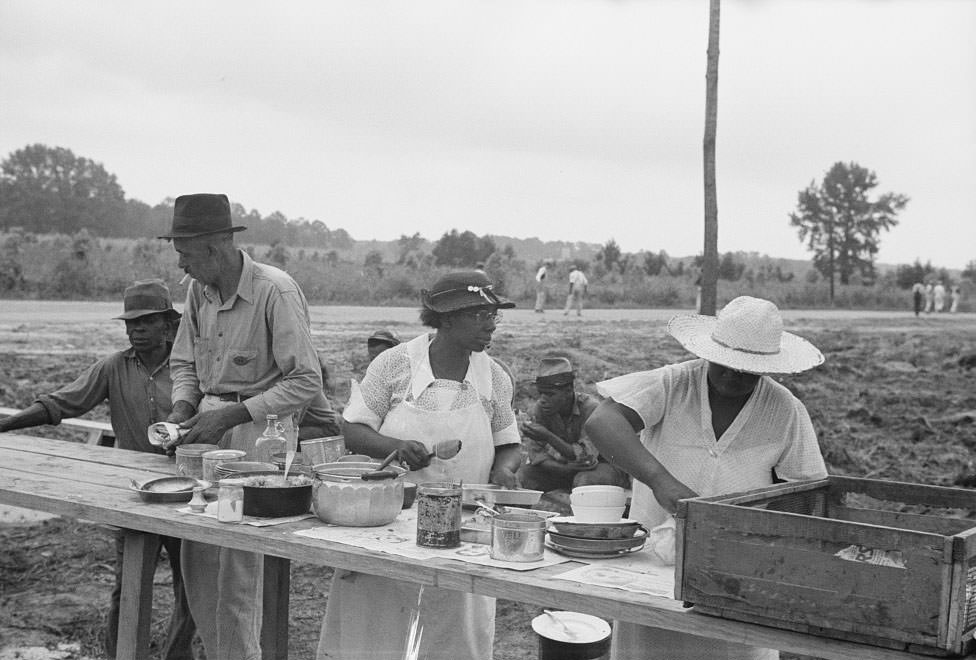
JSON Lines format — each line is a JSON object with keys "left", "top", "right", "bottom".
{"left": 667, "top": 296, "right": 824, "bottom": 374}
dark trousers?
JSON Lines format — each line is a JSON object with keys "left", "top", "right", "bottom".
{"left": 106, "top": 531, "right": 196, "bottom": 660}
{"left": 914, "top": 291, "right": 923, "bottom": 316}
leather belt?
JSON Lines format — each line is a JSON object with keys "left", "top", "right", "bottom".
{"left": 214, "top": 392, "right": 256, "bottom": 402}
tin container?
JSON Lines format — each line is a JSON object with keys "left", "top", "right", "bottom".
{"left": 201, "top": 449, "right": 246, "bottom": 482}
{"left": 490, "top": 513, "right": 546, "bottom": 562}
{"left": 416, "top": 482, "right": 462, "bottom": 548}
{"left": 175, "top": 444, "right": 220, "bottom": 479}
{"left": 217, "top": 483, "right": 244, "bottom": 522}
{"left": 301, "top": 435, "right": 346, "bottom": 466}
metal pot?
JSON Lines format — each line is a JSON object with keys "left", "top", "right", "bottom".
{"left": 312, "top": 463, "right": 405, "bottom": 526}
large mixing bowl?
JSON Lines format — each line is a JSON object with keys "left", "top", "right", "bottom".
{"left": 312, "top": 463, "right": 406, "bottom": 526}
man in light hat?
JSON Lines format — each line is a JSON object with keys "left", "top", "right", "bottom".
{"left": 519, "top": 357, "right": 630, "bottom": 494}
{"left": 366, "top": 327, "right": 400, "bottom": 363}
{"left": 0, "top": 280, "right": 195, "bottom": 660}
{"left": 157, "top": 193, "right": 322, "bottom": 660}
{"left": 585, "top": 296, "right": 828, "bottom": 660}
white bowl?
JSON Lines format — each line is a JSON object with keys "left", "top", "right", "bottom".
{"left": 570, "top": 485, "right": 627, "bottom": 508}
{"left": 570, "top": 504, "right": 626, "bottom": 523}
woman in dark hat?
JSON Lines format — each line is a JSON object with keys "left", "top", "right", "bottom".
{"left": 317, "top": 270, "right": 522, "bottom": 660}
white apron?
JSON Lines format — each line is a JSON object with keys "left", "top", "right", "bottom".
{"left": 317, "top": 377, "right": 497, "bottom": 660}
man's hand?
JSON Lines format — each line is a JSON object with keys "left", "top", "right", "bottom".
{"left": 163, "top": 403, "right": 251, "bottom": 449}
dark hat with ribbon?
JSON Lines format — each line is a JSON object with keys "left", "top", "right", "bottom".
{"left": 367, "top": 328, "right": 401, "bottom": 347}
{"left": 157, "top": 193, "right": 247, "bottom": 239}
{"left": 113, "top": 279, "right": 182, "bottom": 321}
{"left": 421, "top": 270, "right": 515, "bottom": 313}
{"left": 535, "top": 357, "right": 575, "bottom": 387}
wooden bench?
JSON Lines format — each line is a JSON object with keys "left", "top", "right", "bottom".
{"left": 0, "top": 406, "right": 115, "bottom": 447}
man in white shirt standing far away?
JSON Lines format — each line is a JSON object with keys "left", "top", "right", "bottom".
{"left": 563, "top": 263, "right": 589, "bottom": 316}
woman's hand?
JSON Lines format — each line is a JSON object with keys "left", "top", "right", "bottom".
{"left": 397, "top": 439, "right": 432, "bottom": 470}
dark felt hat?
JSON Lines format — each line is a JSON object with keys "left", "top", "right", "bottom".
{"left": 113, "top": 279, "right": 182, "bottom": 321}
{"left": 367, "top": 328, "right": 401, "bottom": 347}
{"left": 535, "top": 357, "right": 574, "bottom": 387}
{"left": 420, "top": 270, "right": 515, "bottom": 313}
{"left": 157, "top": 193, "right": 247, "bottom": 239}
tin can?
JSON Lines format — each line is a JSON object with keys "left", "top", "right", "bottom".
{"left": 201, "top": 449, "right": 246, "bottom": 482}
{"left": 490, "top": 513, "right": 545, "bottom": 562}
{"left": 416, "top": 482, "right": 462, "bottom": 548}
{"left": 217, "top": 483, "right": 244, "bottom": 522}
{"left": 175, "top": 444, "right": 220, "bottom": 478}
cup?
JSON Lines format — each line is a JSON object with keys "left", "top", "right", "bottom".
{"left": 490, "top": 513, "right": 545, "bottom": 562}
{"left": 301, "top": 435, "right": 346, "bottom": 466}
{"left": 202, "top": 449, "right": 246, "bottom": 482}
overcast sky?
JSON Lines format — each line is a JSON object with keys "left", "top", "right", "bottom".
{"left": 1, "top": 0, "right": 974, "bottom": 267}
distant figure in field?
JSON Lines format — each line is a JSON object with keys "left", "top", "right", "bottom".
{"left": 934, "top": 280, "right": 947, "bottom": 312}
{"left": 367, "top": 328, "right": 400, "bottom": 363}
{"left": 911, "top": 281, "right": 925, "bottom": 317}
{"left": 563, "top": 265, "right": 588, "bottom": 316}
{"left": 924, "top": 282, "right": 935, "bottom": 313}
{"left": 950, "top": 285, "right": 962, "bottom": 313}
{"left": 534, "top": 259, "right": 553, "bottom": 313}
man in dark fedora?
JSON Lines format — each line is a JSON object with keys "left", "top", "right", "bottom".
{"left": 0, "top": 279, "right": 195, "bottom": 660}
{"left": 518, "top": 357, "right": 630, "bottom": 495}
{"left": 157, "top": 193, "right": 322, "bottom": 660}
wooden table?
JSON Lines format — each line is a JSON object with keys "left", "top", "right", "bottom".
{"left": 0, "top": 435, "right": 966, "bottom": 660}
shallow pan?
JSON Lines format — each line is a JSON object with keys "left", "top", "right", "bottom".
{"left": 462, "top": 484, "right": 543, "bottom": 507}
{"left": 546, "top": 516, "right": 644, "bottom": 539}
{"left": 547, "top": 528, "right": 647, "bottom": 553}
{"left": 129, "top": 476, "right": 209, "bottom": 504}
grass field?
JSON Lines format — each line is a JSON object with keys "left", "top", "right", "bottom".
{"left": 2, "top": 302, "right": 975, "bottom": 659}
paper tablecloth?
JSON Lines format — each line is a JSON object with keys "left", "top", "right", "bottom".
{"left": 178, "top": 502, "right": 315, "bottom": 527}
{"left": 293, "top": 508, "right": 572, "bottom": 571}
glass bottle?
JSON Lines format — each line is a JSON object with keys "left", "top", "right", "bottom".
{"left": 253, "top": 414, "right": 285, "bottom": 463}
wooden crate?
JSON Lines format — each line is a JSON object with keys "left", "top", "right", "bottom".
{"left": 675, "top": 476, "right": 976, "bottom": 656}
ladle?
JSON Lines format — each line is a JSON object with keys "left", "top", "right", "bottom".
{"left": 282, "top": 449, "right": 296, "bottom": 482}
{"left": 543, "top": 610, "right": 577, "bottom": 639}
{"left": 361, "top": 440, "right": 462, "bottom": 480}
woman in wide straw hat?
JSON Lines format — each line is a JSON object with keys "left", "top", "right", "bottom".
{"left": 317, "top": 270, "right": 522, "bottom": 660}
{"left": 586, "top": 296, "right": 828, "bottom": 660}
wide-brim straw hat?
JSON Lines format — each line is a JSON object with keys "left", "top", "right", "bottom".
{"left": 158, "top": 193, "right": 247, "bottom": 239}
{"left": 421, "top": 270, "right": 515, "bottom": 313}
{"left": 667, "top": 296, "right": 824, "bottom": 375}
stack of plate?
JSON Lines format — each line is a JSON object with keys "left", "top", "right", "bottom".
{"left": 544, "top": 516, "right": 647, "bottom": 559}
{"left": 213, "top": 461, "right": 278, "bottom": 481}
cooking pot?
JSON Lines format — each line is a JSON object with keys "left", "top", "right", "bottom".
{"left": 312, "top": 463, "right": 405, "bottom": 526}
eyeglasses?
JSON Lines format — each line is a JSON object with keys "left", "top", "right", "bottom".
{"left": 459, "top": 309, "right": 502, "bottom": 324}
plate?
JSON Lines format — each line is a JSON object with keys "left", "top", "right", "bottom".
{"left": 129, "top": 477, "right": 209, "bottom": 503}
{"left": 547, "top": 528, "right": 647, "bottom": 552}
{"left": 462, "top": 484, "right": 543, "bottom": 507}
{"left": 545, "top": 538, "right": 645, "bottom": 559}
{"left": 546, "top": 516, "right": 644, "bottom": 539}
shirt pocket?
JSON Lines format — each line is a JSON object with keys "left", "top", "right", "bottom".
{"left": 226, "top": 348, "right": 260, "bottom": 382}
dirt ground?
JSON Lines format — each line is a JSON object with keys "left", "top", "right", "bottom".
{"left": 2, "top": 303, "right": 975, "bottom": 659}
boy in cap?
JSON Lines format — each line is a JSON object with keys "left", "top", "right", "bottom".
{"left": 518, "top": 357, "right": 630, "bottom": 493}
{"left": 0, "top": 280, "right": 195, "bottom": 660}
{"left": 367, "top": 327, "right": 400, "bottom": 363}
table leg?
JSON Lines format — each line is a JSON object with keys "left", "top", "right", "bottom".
{"left": 261, "top": 555, "right": 291, "bottom": 660}
{"left": 117, "top": 530, "right": 155, "bottom": 660}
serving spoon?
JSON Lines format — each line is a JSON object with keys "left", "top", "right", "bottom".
{"left": 361, "top": 440, "right": 462, "bottom": 480}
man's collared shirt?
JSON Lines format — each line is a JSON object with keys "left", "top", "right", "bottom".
{"left": 36, "top": 347, "right": 172, "bottom": 453}
{"left": 170, "top": 250, "right": 322, "bottom": 421}
{"left": 526, "top": 392, "right": 599, "bottom": 465}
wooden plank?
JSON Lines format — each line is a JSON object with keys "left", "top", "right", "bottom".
{"left": 117, "top": 530, "right": 156, "bottom": 660}
{"left": 0, "top": 407, "right": 115, "bottom": 444}
{"left": 832, "top": 505, "right": 976, "bottom": 536}
{"left": 828, "top": 476, "right": 976, "bottom": 511}
{"left": 261, "top": 556, "right": 290, "bottom": 660}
